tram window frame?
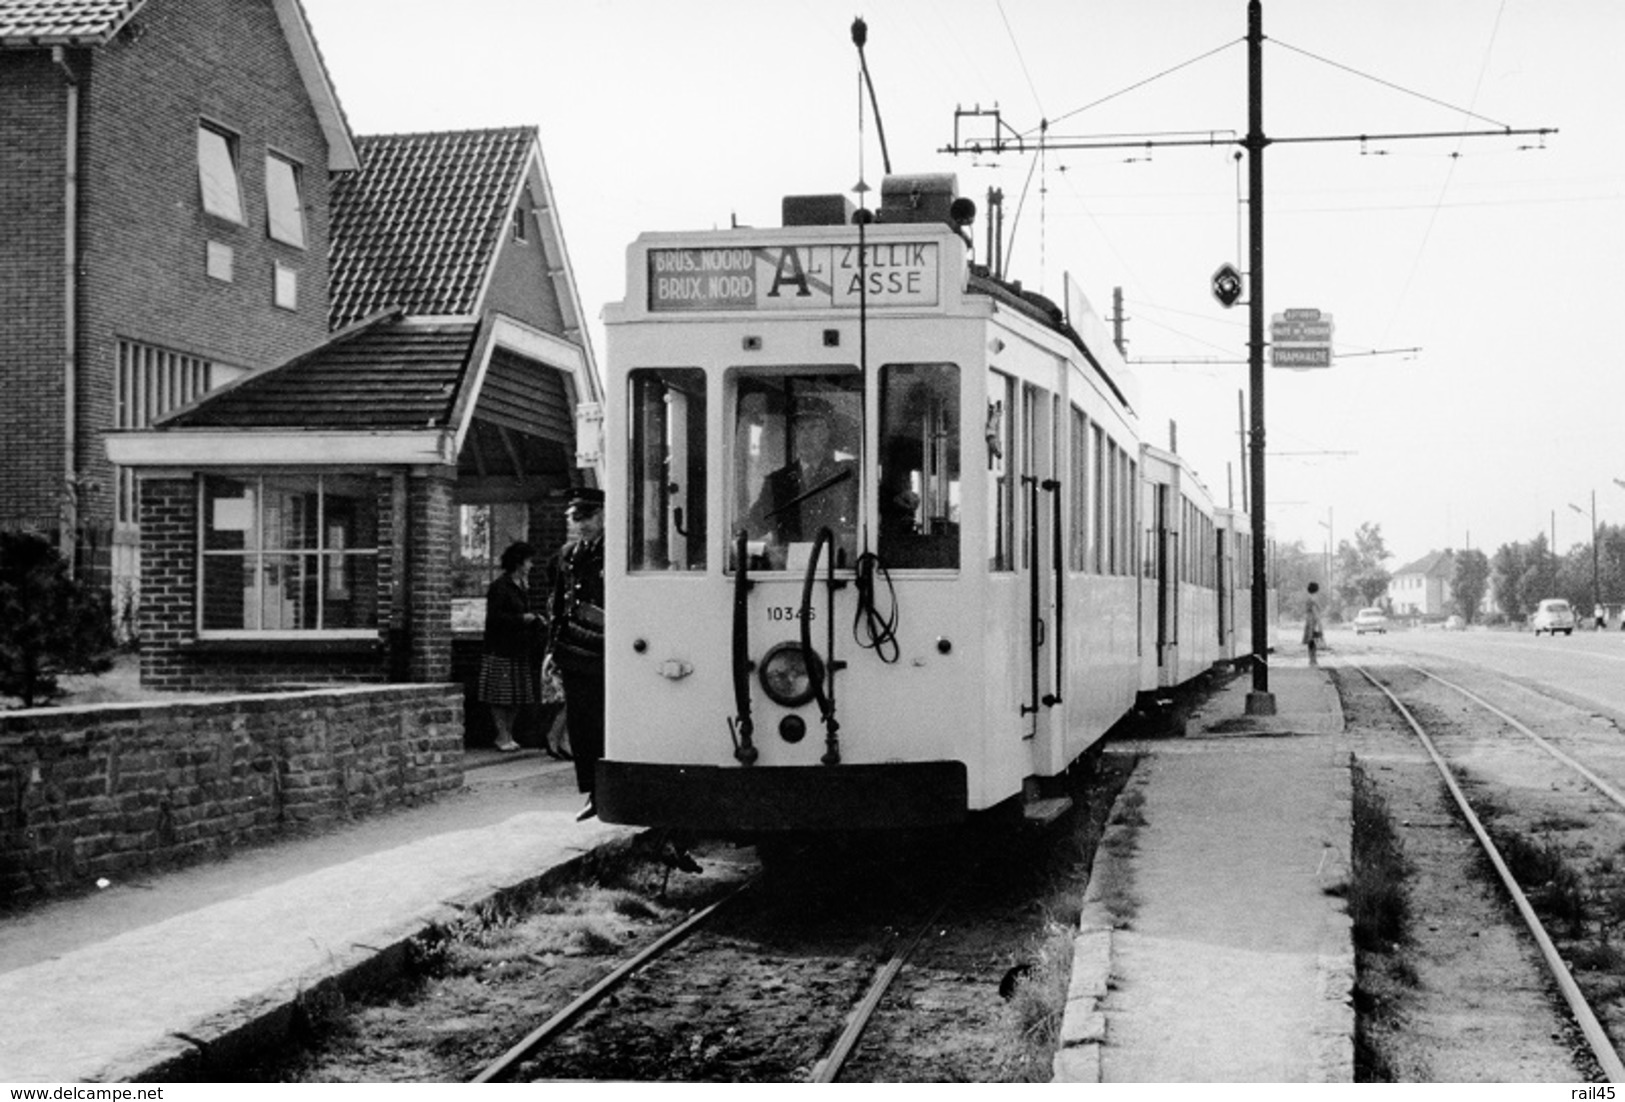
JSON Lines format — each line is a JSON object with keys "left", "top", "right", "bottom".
{"left": 727, "top": 367, "right": 862, "bottom": 574}
{"left": 878, "top": 362, "right": 961, "bottom": 570}
{"left": 1068, "top": 406, "right": 1088, "bottom": 572}
{"left": 628, "top": 368, "right": 708, "bottom": 573}
{"left": 987, "top": 371, "right": 1016, "bottom": 573}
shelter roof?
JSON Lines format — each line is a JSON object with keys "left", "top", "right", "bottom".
{"left": 159, "top": 314, "right": 478, "bottom": 432}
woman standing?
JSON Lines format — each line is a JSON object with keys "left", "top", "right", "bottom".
{"left": 1302, "top": 581, "right": 1323, "bottom": 668}
{"left": 478, "top": 541, "right": 541, "bottom": 752}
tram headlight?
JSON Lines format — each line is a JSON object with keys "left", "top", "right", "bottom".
{"left": 757, "top": 641, "right": 823, "bottom": 708}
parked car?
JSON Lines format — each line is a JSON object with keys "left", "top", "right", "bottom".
{"left": 1353, "top": 607, "right": 1389, "bottom": 635}
{"left": 1443, "top": 614, "right": 1465, "bottom": 631}
{"left": 1530, "top": 598, "right": 1576, "bottom": 636}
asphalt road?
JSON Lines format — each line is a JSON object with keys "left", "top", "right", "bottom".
{"left": 1329, "top": 623, "right": 1625, "bottom": 724}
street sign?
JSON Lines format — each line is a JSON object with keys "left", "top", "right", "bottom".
{"left": 1211, "top": 263, "right": 1242, "bottom": 308}
{"left": 1270, "top": 346, "right": 1332, "bottom": 369}
{"left": 1270, "top": 307, "right": 1333, "bottom": 368}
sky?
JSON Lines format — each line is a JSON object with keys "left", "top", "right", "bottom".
{"left": 301, "top": 0, "right": 1625, "bottom": 571}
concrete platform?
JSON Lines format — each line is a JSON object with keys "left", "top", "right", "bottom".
{"left": 1054, "top": 655, "right": 1354, "bottom": 1083}
{"left": 0, "top": 750, "right": 633, "bottom": 1083}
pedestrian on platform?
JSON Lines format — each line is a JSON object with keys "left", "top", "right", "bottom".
{"left": 478, "top": 541, "right": 541, "bottom": 752}
{"left": 1303, "top": 582, "right": 1324, "bottom": 667}
{"left": 547, "top": 488, "right": 606, "bottom": 820}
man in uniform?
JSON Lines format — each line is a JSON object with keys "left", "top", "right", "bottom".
{"left": 745, "top": 398, "right": 857, "bottom": 567}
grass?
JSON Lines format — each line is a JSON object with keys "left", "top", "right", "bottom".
{"left": 1349, "top": 762, "right": 1411, "bottom": 951}
{"left": 1348, "top": 759, "right": 1415, "bottom": 1084}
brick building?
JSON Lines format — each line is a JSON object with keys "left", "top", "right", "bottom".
{"left": 0, "top": 0, "right": 355, "bottom": 609}
{"left": 108, "top": 128, "right": 602, "bottom": 693}
{"left": 3, "top": 1, "right": 600, "bottom": 696}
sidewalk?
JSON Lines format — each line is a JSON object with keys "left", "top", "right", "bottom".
{"left": 1055, "top": 655, "right": 1354, "bottom": 1083}
{"left": 0, "top": 750, "right": 633, "bottom": 1083}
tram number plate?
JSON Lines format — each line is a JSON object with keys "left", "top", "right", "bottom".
{"left": 648, "top": 244, "right": 939, "bottom": 312}
{"left": 766, "top": 605, "right": 816, "bottom": 623}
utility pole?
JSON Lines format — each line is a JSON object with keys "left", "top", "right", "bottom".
{"left": 939, "top": 1, "right": 1554, "bottom": 711}
{"left": 1244, "top": 0, "right": 1271, "bottom": 710}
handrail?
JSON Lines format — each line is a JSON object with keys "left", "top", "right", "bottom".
{"left": 801, "top": 526, "right": 842, "bottom": 765}
{"left": 1043, "top": 477, "right": 1062, "bottom": 707}
{"left": 730, "top": 529, "right": 757, "bottom": 765}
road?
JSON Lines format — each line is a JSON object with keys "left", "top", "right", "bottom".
{"left": 1329, "top": 624, "right": 1625, "bottom": 725}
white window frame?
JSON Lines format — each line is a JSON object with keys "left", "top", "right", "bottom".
{"left": 197, "top": 474, "right": 380, "bottom": 639}
{"left": 265, "top": 151, "right": 306, "bottom": 248}
{"left": 197, "top": 122, "right": 244, "bottom": 223}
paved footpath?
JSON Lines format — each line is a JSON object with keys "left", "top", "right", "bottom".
{"left": 1054, "top": 657, "right": 1354, "bottom": 1083}
{"left": 0, "top": 752, "right": 632, "bottom": 1083}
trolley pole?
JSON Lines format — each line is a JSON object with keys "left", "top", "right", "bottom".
{"left": 1245, "top": 0, "right": 1274, "bottom": 713}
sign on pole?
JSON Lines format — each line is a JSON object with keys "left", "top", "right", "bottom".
{"left": 1270, "top": 307, "right": 1334, "bottom": 369}
{"left": 1211, "top": 263, "right": 1243, "bottom": 308}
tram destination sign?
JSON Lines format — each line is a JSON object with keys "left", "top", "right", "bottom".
{"left": 648, "top": 243, "right": 940, "bottom": 312}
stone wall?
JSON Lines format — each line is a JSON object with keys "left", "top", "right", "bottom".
{"left": 0, "top": 684, "right": 462, "bottom": 905}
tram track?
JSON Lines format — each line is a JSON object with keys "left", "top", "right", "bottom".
{"left": 1345, "top": 656, "right": 1625, "bottom": 1081}
{"left": 472, "top": 857, "right": 969, "bottom": 1084}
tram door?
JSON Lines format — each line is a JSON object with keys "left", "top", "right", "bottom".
{"left": 1019, "top": 382, "right": 1062, "bottom": 767}
{"left": 1154, "top": 485, "right": 1178, "bottom": 681}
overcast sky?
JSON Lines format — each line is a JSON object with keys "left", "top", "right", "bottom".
{"left": 302, "top": 0, "right": 1625, "bottom": 570}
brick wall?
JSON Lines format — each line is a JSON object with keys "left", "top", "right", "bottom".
{"left": 0, "top": 684, "right": 463, "bottom": 904}
{"left": 0, "top": 51, "right": 69, "bottom": 523}
{"left": 136, "top": 469, "right": 470, "bottom": 692}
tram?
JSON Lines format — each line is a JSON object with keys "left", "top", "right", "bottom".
{"left": 594, "top": 173, "right": 1244, "bottom": 833}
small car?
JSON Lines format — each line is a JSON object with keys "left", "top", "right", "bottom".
{"left": 1530, "top": 598, "right": 1576, "bottom": 636}
{"left": 1443, "top": 614, "right": 1465, "bottom": 631}
{"left": 1353, "top": 607, "right": 1388, "bottom": 635}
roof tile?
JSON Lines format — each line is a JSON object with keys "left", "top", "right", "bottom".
{"left": 0, "top": 0, "right": 143, "bottom": 45}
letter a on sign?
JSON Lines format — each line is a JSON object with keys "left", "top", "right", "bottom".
{"left": 1212, "top": 263, "right": 1242, "bottom": 308}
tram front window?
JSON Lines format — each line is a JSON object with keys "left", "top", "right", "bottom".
{"left": 732, "top": 371, "right": 860, "bottom": 571}
{"left": 628, "top": 368, "right": 707, "bottom": 571}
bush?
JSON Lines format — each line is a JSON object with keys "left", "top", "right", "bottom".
{"left": 0, "top": 530, "right": 117, "bottom": 707}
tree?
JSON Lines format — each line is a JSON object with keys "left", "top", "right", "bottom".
{"left": 1271, "top": 539, "right": 1321, "bottom": 618}
{"left": 0, "top": 531, "right": 116, "bottom": 708}
{"left": 1451, "top": 548, "right": 1490, "bottom": 623}
{"left": 1491, "top": 540, "right": 1528, "bottom": 619}
{"left": 1334, "top": 522, "right": 1392, "bottom": 610}
{"left": 1517, "top": 532, "right": 1558, "bottom": 617}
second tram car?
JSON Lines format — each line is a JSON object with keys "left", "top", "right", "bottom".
{"left": 595, "top": 174, "right": 1247, "bottom": 834}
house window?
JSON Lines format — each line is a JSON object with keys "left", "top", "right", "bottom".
{"left": 115, "top": 341, "right": 215, "bottom": 526}
{"left": 274, "top": 263, "right": 298, "bottom": 311}
{"left": 200, "top": 474, "right": 379, "bottom": 635}
{"left": 265, "top": 152, "right": 306, "bottom": 247}
{"left": 511, "top": 206, "right": 529, "bottom": 243}
{"left": 197, "top": 123, "right": 243, "bottom": 223}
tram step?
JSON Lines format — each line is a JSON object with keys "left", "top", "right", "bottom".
{"left": 1022, "top": 796, "right": 1073, "bottom": 828}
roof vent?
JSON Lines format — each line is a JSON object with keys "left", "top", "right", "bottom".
{"left": 783, "top": 194, "right": 855, "bottom": 226}
{"left": 877, "top": 173, "right": 960, "bottom": 225}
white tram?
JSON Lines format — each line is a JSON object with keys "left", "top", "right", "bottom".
{"left": 596, "top": 174, "right": 1247, "bottom": 833}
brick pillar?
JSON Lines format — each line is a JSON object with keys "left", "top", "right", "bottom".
{"left": 136, "top": 475, "right": 198, "bottom": 690}
{"left": 407, "top": 466, "right": 456, "bottom": 682}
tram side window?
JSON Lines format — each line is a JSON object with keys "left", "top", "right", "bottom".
{"left": 878, "top": 363, "right": 960, "bottom": 569}
{"left": 628, "top": 368, "right": 707, "bottom": 571}
{"left": 1068, "top": 407, "right": 1088, "bottom": 572}
{"left": 987, "top": 371, "right": 1016, "bottom": 572}
{"left": 730, "top": 370, "right": 861, "bottom": 572}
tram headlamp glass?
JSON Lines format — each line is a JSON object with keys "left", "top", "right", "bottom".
{"left": 758, "top": 642, "right": 822, "bottom": 708}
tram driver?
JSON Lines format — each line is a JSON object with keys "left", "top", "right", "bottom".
{"left": 743, "top": 397, "right": 858, "bottom": 569}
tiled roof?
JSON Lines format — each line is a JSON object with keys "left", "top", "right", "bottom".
{"left": 0, "top": 0, "right": 144, "bottom": 45}
{"left": 160, "top": 315, "right": 479, "bottom": 431}
{"left": 1394, "top": 550, "right": 1455, "bottom": 578}
{"left": 328, "top": 127, "right": 535, "bottom": 328}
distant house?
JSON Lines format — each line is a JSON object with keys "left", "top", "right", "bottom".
{"left": 108, "top": 126, "right": 601, "bottom": 693}
{"left": 1387, "top": 549, "right": 1456, "bottom": 617}
{"left": 0, "top": 0, "right": 356, "bottom": 608}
